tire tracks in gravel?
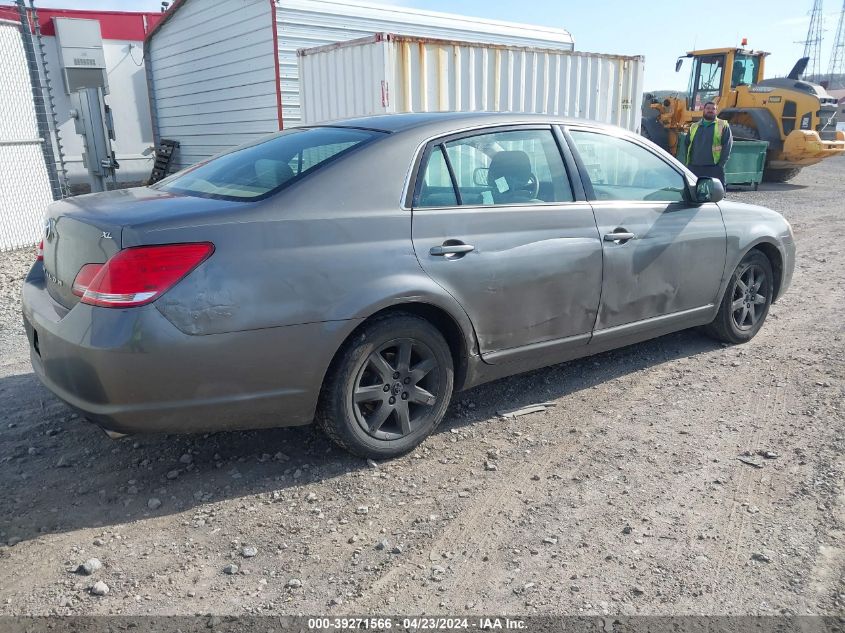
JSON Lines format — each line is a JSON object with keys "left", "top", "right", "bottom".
{"left": 2, "top": 159, "right": 844, "bottom": 616}
{"left": 712, "top": 367, "right": 789, "bottom": 595}
{"left": 350, "top": 438, "right": 568, "bottom": 612}
{"left": 781, "top": 208, "right": 845, "bottom": 614}
{"left": 351, "top": 361, "right": 676, "bottom": 612}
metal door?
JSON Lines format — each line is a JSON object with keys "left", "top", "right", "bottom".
{"left": 565, "top": 127, "right": 727, "bottom": 334}
{"left": 410, "top": 126, "right": 603, "bottom": 358}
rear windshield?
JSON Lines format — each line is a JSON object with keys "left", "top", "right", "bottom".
{"left": 154, "top": 127, "right": 385, "bottom": 201}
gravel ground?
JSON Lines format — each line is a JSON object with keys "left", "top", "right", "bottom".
{"left": 0, "top": 244, "right": 33, "bottom": 369}
{"left": 0, "top": 158, "right": 843, "bottom": 617}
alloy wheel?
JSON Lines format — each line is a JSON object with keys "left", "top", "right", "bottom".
{"left": 351, "top": 338, "right": 441, "bottom": 440}
{"left": 730, "top": 263, "right": 769, "bottom": 331}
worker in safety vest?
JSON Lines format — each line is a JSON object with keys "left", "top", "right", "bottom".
{"left": 686, "top": 101, "right": 733, "bottom": 187}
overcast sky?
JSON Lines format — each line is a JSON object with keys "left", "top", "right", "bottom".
{"left": 10, "top": 0, "right": 844, "bottom": 90}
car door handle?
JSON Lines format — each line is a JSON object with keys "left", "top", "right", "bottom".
{"left": 430, "top": 244, "right": 475, "bottom": 256}
{"left": 603, "top": 232, "right": 637, "bottom": 242}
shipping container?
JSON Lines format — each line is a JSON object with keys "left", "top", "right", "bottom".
{"left": 298, "top": 33, "right": 644, "bottom": 131}
{"left": 144, "top": 0, "right": 575, "bottom": 170}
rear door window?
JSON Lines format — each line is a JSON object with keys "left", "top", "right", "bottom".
{"left": 416, "top": 147, "right": 459, "bottom": 207}
{"left": 415, "top": 128, "right": 573, "bottom": 207}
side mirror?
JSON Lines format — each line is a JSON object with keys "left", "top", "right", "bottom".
{"left": 473, "top": 167, "right": 489, "bottom": 186}
{"left": 675, "top": 58, "right": 684, "bottom": 72}
{"left": 695, "top": 177, "right": 725, "bottom": 203}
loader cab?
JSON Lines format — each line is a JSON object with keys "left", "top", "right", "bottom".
{"left": 687, "top": 53, "right": 726, "bottom": 110}
{"left": 730, "top": 53, "right": 762, "bottom": 88}
{"left": 680, "top": 48, "right": 767, "bottom": 111}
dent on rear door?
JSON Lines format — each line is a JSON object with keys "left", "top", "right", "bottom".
{"left": 410, "top": 126, "right": 603, "bottom": 357}
{"left": 413, "top": 207, "right": 603, "bottom": 354}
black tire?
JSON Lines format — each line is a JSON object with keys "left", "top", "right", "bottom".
{"left": 763, "top": 167, "right": 802, "bottom": 183}
{"left": 729, "top": 123, "right": 760, "bottom": 141}
{"left": 703, "top": 250, "right": 774, "bottom": 344}
{"left": 316, "top": 313, "right": 454, "bottom": 459}
{"left": 726, "top": 124, "right": 802, "bottom": 184}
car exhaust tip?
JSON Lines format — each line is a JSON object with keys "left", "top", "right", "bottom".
{"left": 102, "top": 428, "right": 129, "bottom": 440}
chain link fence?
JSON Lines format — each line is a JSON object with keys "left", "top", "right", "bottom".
{"left": 0, "top": 11, "right": 60, "bottom": 252}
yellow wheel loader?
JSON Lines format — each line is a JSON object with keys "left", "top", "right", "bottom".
{"left": 642, "top": 46, "right": 845, "bottom": 182}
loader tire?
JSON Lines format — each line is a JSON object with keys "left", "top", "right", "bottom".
{"left": 762, "top": 167, "right": 802, "bottom": 183}
{"left": 728, "top": 124, "right": 802, "bottom": 184}
{"left": 729, "top": 123, "right": 760, "bottom": 140}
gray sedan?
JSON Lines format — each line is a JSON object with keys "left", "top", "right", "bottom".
{"left": 22, "top": 112, "right": 795, "bottom": 458}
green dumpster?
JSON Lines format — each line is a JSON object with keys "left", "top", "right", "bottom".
{"left": 676, "top": 133, "right": 769, "bottom": 190}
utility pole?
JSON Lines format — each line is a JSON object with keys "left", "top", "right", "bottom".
{"left": 801, "top": 0, "right": 825, "bottom": 78}
{"left": 829, "top": 0, "right": 845, "bottom": 87}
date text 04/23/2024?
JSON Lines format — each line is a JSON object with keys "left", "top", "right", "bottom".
{"left": 306, "top": 618, "right": 527, "bottom": 630}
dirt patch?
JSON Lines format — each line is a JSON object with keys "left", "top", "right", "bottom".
{"left": 0, "top": 159, "right": 843, "bottom": 616}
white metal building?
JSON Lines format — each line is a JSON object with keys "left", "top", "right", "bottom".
{"left": 144, "top": 0, "right": 577, "bottom": 170}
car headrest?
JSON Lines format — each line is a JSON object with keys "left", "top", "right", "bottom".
{"left": 255, "top": 159, "right": 294, "bottom": 190}
{"left": 488, "top": 151, "right": 532, "bottom": 191}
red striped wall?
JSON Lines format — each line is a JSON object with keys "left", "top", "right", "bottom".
{"left": 0, "top": 5, "right": 163, "bottom": 41}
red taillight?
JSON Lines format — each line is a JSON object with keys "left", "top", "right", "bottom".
{"left": 72, "top": 263, "right": 104, "bottom": 297}
{"left": 36, "top": 240, "right": 43, "bottom": 261}
{"left": 79, "top": 242, "right": 214, "bottom": 308}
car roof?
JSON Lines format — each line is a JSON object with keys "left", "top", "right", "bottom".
{"left": 315, "top": 111, "right": 612, "bottom": 134}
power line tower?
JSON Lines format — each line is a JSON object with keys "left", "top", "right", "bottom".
{"left": 801, "top": 0, "right": 825, "bottom": 78}
{"left": 829, "top": 0, "right": 845, "bottom": 87}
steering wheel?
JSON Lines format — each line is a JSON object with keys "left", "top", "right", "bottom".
{"left": 518, "top": 173, "right": 540, "bottom": 199}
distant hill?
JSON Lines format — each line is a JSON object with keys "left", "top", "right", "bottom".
{"left": 803, "top": 74, "right": 845, "bottom": 90}
{"left": 644, "top": 90, "right": 685, "bottom": 100}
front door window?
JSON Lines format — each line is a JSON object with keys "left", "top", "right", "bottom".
{"left": 568, "top": 131, "right": 687, "bottom": 202}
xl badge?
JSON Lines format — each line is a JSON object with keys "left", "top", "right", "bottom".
{"left": 101, "top": 231, "right": 112, "bottom": 239}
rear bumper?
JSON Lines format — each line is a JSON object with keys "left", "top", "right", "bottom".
{"left": 22, "top": 264, "right": 352, "bottom": 435}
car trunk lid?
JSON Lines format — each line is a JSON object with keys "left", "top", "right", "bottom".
{"left": 41, "top": 187, "right": 242, "bottom": 309}
{"left": 42, "top": 206, "right": 122, "bottom": 309}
